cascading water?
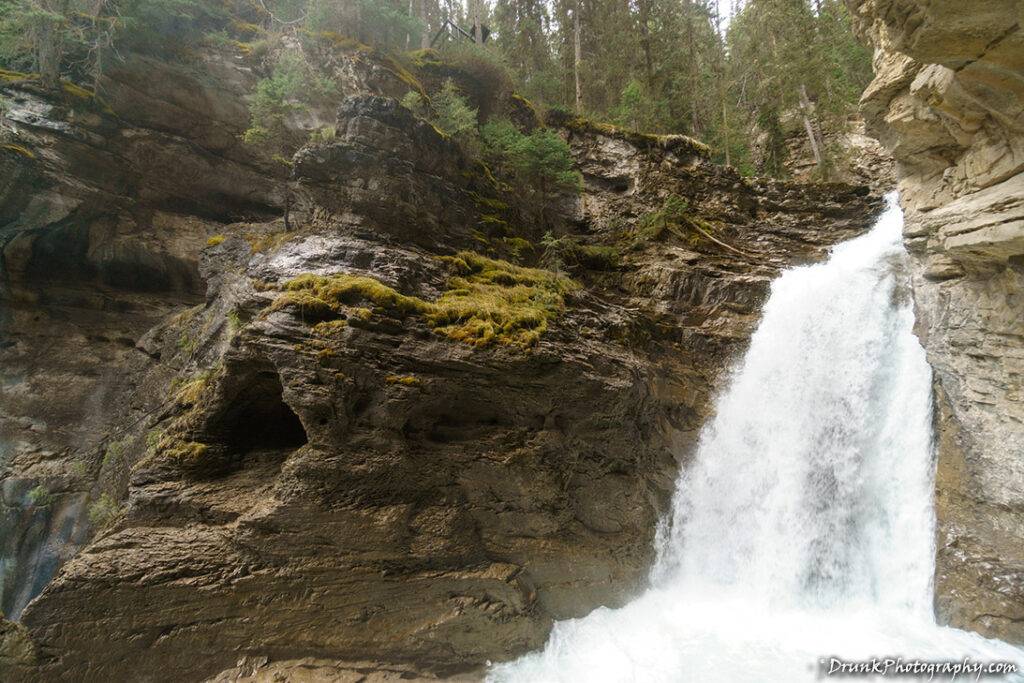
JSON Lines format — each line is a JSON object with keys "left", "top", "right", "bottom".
{"left": 491, "top": 195, "right": 1024, "bottom": 682}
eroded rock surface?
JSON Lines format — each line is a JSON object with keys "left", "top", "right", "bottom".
{"left": 847, "top": 0, "right": 1024, "bottom": 643}
{"left": 2, "top": 43, "right": 882, "bottom": 681}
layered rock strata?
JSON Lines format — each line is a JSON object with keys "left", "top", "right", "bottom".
{"left": 2, "top": 43, "right": 882, "bottom": 680}
{"left": 847, "top": 0, "right": 1024, "bottom": 643}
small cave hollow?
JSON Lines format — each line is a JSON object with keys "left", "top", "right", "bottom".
{"left": 205, "top": 366, "right": 309, "bottom": 458}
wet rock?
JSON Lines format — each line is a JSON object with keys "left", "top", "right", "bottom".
{"left": 848, "top": 0, "right": 1024, "bottom": 644}
{"left": 1, "top": 45, "right": 883, "bottom": 680}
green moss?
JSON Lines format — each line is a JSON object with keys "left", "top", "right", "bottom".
{"left": 385, "top": 374, "right": 421, "bottom": 386}
{"left": 312, "top": 319, "right": 348, "bottom": 336}
{"left": 230, "top": 20, "right": 266, "bottom": 38}
{"left": 478, "top": 214, "right": 510, "bottom": 236}
{"left": 311, "top": 31, "right": 373, "bottom": 53}
{"left": 1, "top": 143, "right": 35, "bottom": 159}
{"left": 428, "top": 252, "right": 577, "bottom": 348}
{"left": 274, "top": 254, "right": 576, "bottom": 349}
{"left": 245, "top": 232, "right": 290, "bottom": 253}
{"left": 58, "top": 80, "right": 115, "bottom": 114}
{"left": 61, "top": 81, "right": 94, "bottom": 99}
{"left": 159, "top": 439, "right": 209, "bottom": 468}
{"left": 27, "top": 485, "right": 52, "bottom": 507}
{"left": 502, "top": 236, "right": 533, "bottom": 259}
{"left": 384, "top": 56, "right": 427, "bottom": 96}
{"left": 270, "top": 250, "right": 577, "bottom": 350}
{"left": 510, "top": 93, "right": 540, "bottom": 118}
{"left": 541, "top": 233, "right": 622, "bottom": 272}
{"left": 408, "top": 48, "right": 444, "bottom": 68}
{"left": 88, "top": 493, "right": 121, "bottom": 530}
{"left": 0, "top": 68, "right": 35, "bottom": 82}
{"left": 274, "top": 273, "right": 431, "bottom": 317}
{"left": 469, "top": 192, "right": 509, "bottom": 212}
{"left": 350, "top": 307, "right": 373, "bottom": 321}
{"left": 102, "top": 439, "right": 126, "bottom": 470}
{"left": 547, "top": 109, "right": 711, "bottom": 159}
{"left": 174, "top": 371, "right": 211, "bottom": 406}
{"left": 146, "top": 429, "right": 164, "bottom": 449}
{"left": 206, "top": 234, "right": 226, "bottom": 247}
{"left": 177, "top": 331, "right": 197, "bottom": 355}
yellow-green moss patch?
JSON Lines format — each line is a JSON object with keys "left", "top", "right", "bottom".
{"left": 274, "top": 273, "right": 431, "bottom": 317}
{"left": 245, "top": 231, "right": 291, "bottom": 254}
{"left": 174, "top": 371, "right": 212, "bottom": 406}
{"left": 158, "top": 439, "right": 209, "bottom": 468}
{"left": 0, "top": 68, "right": 35, "bottom": 83}
{"left": 428, "top": 252, "right": 577, "bottom": 348}
{"left": 275, "top": 254, "right": 576, "bottom": 349}
{"left": 547, "top": 109, "right": 710, "bottom": 159}
{"left": 385, "top": 374, "right": 421, "bottom": 386}
{"left": 312, "top": 319, "right": 348, "bottom": 336}
{"left": 1, "top": 144, "right": 35, "bottom": 159}
{"left": 206, "top": 234, "right": 226, "bottom": 247}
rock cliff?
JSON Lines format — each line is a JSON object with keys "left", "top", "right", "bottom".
{"left": 847, "top": 0, "right": 1024, "bottom": 644}
{"left": 1, "top": 41, "right": 882, "bottom": 680}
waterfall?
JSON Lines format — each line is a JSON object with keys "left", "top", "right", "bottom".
{"left": 490, "top": 195, "right": 1024, "bottom": 682}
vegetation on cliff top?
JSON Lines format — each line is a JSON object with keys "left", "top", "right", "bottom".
{"left": 273, "top": 251, "right": 576, "bottom": 348}
{"left": 0, "top": 0, "right": 868, "bottom": 179}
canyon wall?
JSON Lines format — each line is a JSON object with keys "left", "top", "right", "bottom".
{"left": 847, "top": 0, "right": 1024, "bottom": 643}
{"left": 1, "top": 42, "right": 882, "bottom": 680}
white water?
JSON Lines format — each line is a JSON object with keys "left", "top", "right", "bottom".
{"left": 491, "top": 195, "right": 1024, "bottom": 682}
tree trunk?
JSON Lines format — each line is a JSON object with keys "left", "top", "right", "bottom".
{"left": 283, "top": 188, "right": 292, "bottom": 232}
{"left": 722, "top": 97, "right": 731, "bottom": 167}
{"left": 573, "top": 0, "right": 582, "bottom": 113}
{"left": 36, "top": 19, "right": 60, "bottom": 89}
{"left": 471, "top": 0, "right": 482, "bottom": 42}
{"left": 685, "top": 0, "right": 699, "bottom": 135}
{"left": 798, "top": 84, "right": 826, "bottom": 172}
{"left": 637, "top": 0, "right": 654, "bottom": 86}
{"left": 420, "top": 0, "right": 430, "bottom": 48}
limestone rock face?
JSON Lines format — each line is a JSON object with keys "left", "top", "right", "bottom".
{"left": 3, "top": 44, "right": 882, "bottom": 680}
{"left": 847, "top": 0, "right": 1024, "bottom": 643}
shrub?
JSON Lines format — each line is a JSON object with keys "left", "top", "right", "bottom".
{"left": 27, "top": 484, "right": 52, "bottom": 507}
{"left": 540, "top": 232, "right": 620, "bottom": 272}
{"left": 400, "top": 90, "right": 426, "bottom": 116}
{"left": 243, "top": 52, "right": 316, "bottom": 148}
{"left": 88, "top": 493, "right": 121, "bottom": 530}
{"left": 102, "top": 439, "right": 125, "bottom": 470}
{"left": 480, "top": 119, "right": 580, "bottom": 217}
{"left": 611, "top": 79, "right": 670, "bottom": 133}
{"left": 636, "top": 194, "right": 691, "bottom": 242}
{"left": 510, "top": 128, "right": 580, "bottom": 197}
{"left": 431, "top": 78, "right": 479, "bottom": 143}
{"left": 441, "top": 43, "right": 514, "bottom": 98}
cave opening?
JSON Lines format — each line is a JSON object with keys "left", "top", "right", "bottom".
{"left": 207, "top": 367, "right": 308, "bottom": 456}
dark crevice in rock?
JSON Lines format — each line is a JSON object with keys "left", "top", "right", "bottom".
{"left": 201, "top": 363, "right": 308, "bottom": 461}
